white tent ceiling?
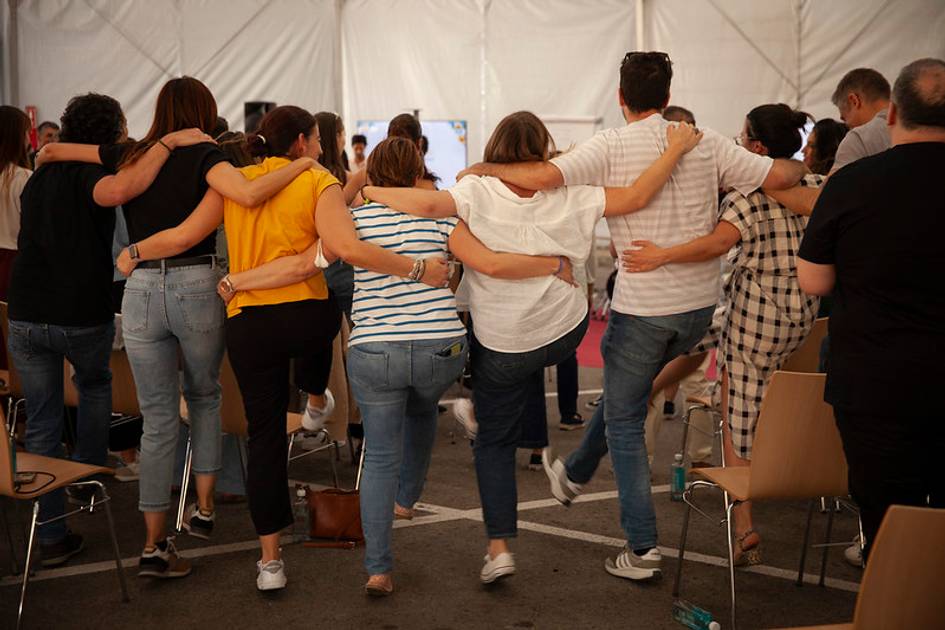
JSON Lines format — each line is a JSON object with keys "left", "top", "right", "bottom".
{"left": 3, "top": 0, "right": 944, "bottom": 158}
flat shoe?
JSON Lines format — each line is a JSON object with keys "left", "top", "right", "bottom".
{"left": 365, "top": 574, "right": 393, "bottom": 596}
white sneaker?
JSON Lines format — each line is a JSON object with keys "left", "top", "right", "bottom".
{"left": 541, "top": 447, "right": 583, "bottom": 506}
{"left": 301, "top": 390, "right": 335, "bottom": 432}
{"left": 480, "top": 551, "right": 516, "bottom": 584}
{"left": 453, "top": 398, "right": 478, "bottom": 440}
{"left": 114, "top": 459, "right": 140, "bottom": 482}
{"left": 844, "top": 536, "right": 864, "bottom": 568}
{"left": 604, "top": 545, "right": 662, "bottom": 580}
{"left": 256, "top": 559, "right": 287, "bottom": 591}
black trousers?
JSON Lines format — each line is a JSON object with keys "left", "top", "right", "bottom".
{"left": 834, "top": 407, "right": 944, "bottom": 561}
{"left": 226, "top": 298, "right": 341, "bottom": 536}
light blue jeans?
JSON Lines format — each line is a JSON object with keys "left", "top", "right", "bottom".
{"left": 122, "top": 264, "right": 224, "bottom": 513}
{"left": 566, "top": 307, "right": 714, "bottom": 551}
{"left": 348, "top": 335, "right": 467, "bottom": 575}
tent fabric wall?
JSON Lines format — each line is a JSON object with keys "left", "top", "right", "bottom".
{"left": 4, "top": 0, "right": 945, "bottom": 151}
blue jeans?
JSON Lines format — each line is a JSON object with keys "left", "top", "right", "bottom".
{"left": 472, "top": 316, "right": 589, "bottom": 539}
{"left": 122, "top": 264, "right": 224, "bottom": 513}
{"left": 7, "top": 319, "right": 114, "bottom": 544}
{"left": 348, "top": 335, "right": 467, "bottom": 575}
{"left": 566, "top": 308, "right": 713, "bottom": 550}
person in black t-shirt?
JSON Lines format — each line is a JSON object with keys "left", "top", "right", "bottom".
{"left": 6, "top": 93, "right": 211, "bottom": 567}
{"left": 798, "top": 58, "right": 945, "bottom": 563}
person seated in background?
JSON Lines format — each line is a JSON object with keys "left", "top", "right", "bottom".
{"left": 7, "top": 92, "right": 208, "bottom": 567}
{"left": 351, "top": 133, "right": 367, "bottom": 173}
{"left": 797, "top": 57, "right": 945, "bottom": 564}
{"left": 803, "top": 118, "right": 849, "bottom": 175}
{"left": 662, "top": 105, "right": 696, "bottom": 126}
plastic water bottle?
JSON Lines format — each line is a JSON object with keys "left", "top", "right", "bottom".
{"left": 671, "top": 453, "right": 686, "bottom": 501}
{"left": 672, "top": 599, "right": 721, "bottom": 630}
{"left": 292, "top": 485, "right": 309, "bottom": 542}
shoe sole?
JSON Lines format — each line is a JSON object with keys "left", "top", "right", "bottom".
{"left": 604, "top": 559, "right": 660, "bottom": 581}
{"left": 138, "top": 568, "right": 192, "bottom": 579}
{"left": 558, "top": 423, "right": 586, "bottom": 431}
{"left": 365, "top": 585, "right": 393, "bottom": 597}
{"left": 541, "top": 450, "right": 573, "bottom": 507}
{"left": 181, "top": 523, "right": 212, "bottom": 541}
{"left": 480, "top": 566, "right": 516, "bottom": 584}
{"left": 40, "top": 541, "right": 85, "bottom": 567}
{"left": 257, "top": 577, "right": 287, "bottom": 591}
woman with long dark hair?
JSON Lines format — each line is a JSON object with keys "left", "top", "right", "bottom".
{"left": 0, "top": 106, "right": 32, "bottom": 301}
{"left": 803, "top": 118, "right": 849, "bottom": 175}
{"left": 625, "top": 103, "right": 822, "bottom": 566}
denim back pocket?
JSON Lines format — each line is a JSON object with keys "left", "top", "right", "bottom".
{"left": 7, "top": 322, "right": 33, "bottom": 361}
{"left": 121, "top": 289, "right": 150, "bottom": 334}
{"left": 177, "top": 292, "right": 225, "bottom": 334}
{"left": 347, "top": 344, "right": 389, "bottom": 390}
{"left": 431, "top": 339, "right": 467, "bottom": 386}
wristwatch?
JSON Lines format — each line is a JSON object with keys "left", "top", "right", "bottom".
{"left": 128, "top": 243, "right": 140, "bottom": 261}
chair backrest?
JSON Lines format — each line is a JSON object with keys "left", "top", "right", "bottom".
{"left": 781, "top": 317, "right": 828, "bottom": 373}
{"left": 852, "top": 505, "right": 945, "bottom": 629}
{"left": 747, "top": 371, "right": 848, "bottom": 500}
{"left": 63, "top": 350, "right": 140, "bottom": 416}
{"left": 0, "top": 301, "right": 23, "bottom": 397}
{"left": 0, "top": 407, "right": 15, "bottom": 497}
{"left": 219, "top": 354, "right": 249, "bottom": 438}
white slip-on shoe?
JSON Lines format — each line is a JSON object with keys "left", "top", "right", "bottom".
{"left": 301, "top": 389, "right": 335, "bottom": 432}
{"left": 480, "top": 552, "right": 516, "bottom": 584}
{"left": 256, "top": 559, "right": 287, "bottom": 591}
{"left": 844, "top": 536, "right": 864, "bottom": 568}
{"left": 604, "top": 545, "right": 662, "bottom": 580}
{"left": 541, "top": 447, "right": 583, "bottom": 506}
{"left": 453, "top": 398, "right": 478, "bottom": 440}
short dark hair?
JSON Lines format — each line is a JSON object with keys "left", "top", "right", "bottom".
{"left": 37, "top": 121, "right": 60, "bottom": 133}
{"left": 59, "top": 93, "right": 125, "bottom": 145}
{"left": 808, "top": 118, "right": 849, "bottom": 175}
{"left": 831, "top": 68, "right": 891, "bottom": 106}
{"left": 746, "top": 103, "right": 810, "bottom": 159}
{"left": 892, "top": 58, "right": 945, "bottom": 130}
{"left": 387, "top": 113, "right": 421, "bottom": 143}
{"left": 619, "top": 51, "right": 673, "bottom": 113}
{"left": 662, "top": 105, "right": 695, "bottom": 126}
{"left": 351, "top": 134, "right": 367, "bottom": 145}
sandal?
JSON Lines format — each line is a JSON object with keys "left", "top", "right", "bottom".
{"left": 364, "top": 574, "right": 393, "bottom": 597}
{"left": 733, "top": 529, "right": 762, "bottom": 567}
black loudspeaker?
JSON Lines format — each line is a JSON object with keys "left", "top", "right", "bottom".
{"left": 244, "top": 101, "right": 276, "bottom": 133}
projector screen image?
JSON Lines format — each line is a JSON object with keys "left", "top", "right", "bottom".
{"left": 356, "top": 120, "right": 468, "bottom": 188}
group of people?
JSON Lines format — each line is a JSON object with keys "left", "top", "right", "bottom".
{"left": 0, "top": 49, "right": 942, "bottom": 603}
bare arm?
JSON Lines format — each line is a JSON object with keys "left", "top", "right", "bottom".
{"left": 315, "top": 185, "right": 449, "bottom": 287}
{"left": 115, "top": 189, "right": 224, "bottom": 275}
{"left": 205, "top": 158, "right": 318, "bottom": 208}
{"left": 764, "top": 185, "right": 821, "bottom": 217}
{"left": 361, "top": 186, "right": 457, "bottom": 218}
{"left": 603, "top": 123, "right": 703, "bottom": 217}
{"left": 760, "top": 158, "right": 808, "bottom": 190}
{"left": 447, "top": 220, "right": 571, "bottom": 282}
{"left": 458, "top": 160, "right": 564, "bottom": 190}
{"left": 35, "top": 143, "right": 102, "bottom": 167}
{"left": 223, "top": 239, "right": 324, "bottom": 293}
{"left": 622, "top": 221, "right": 741, "bottom": 272}
{"left": 797, "top": 259, "right": 836, "bottom": 296}
{"left": 343, "top": 168, "right": 367, "bottom": 205}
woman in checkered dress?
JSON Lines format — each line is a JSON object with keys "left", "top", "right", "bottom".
{"left": 625, "top": 104, "right": 821, "bottom": 565}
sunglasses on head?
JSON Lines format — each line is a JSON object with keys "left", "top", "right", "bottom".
{"left": 621, "top": 51, "right": 671, "bottom": 68}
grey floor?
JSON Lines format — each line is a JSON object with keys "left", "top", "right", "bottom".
{"left": 0, "top": 368, "right": 860, "bottom": 630}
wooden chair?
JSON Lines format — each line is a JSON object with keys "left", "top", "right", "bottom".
{"left": 0, "top": 302, "right": 26, "bottom": 438}
{"left": 673, "top": 371, "right": 848, "bottom": 630}
{"left": 772, "top": 505, "right": 945, "bottom": 630}
{"left": 0, "top": 408, "right": 129, "bottom": 629}
{"left": 781, "top": 317, "right": 828, "bottom": 373}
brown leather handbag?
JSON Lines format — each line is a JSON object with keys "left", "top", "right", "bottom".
{"left": 303, "top": 443, "right": 365, "bottom": 549}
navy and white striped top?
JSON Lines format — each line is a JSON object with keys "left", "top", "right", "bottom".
{"left": 348, "top": 203, "right": 465, "bottom": 346}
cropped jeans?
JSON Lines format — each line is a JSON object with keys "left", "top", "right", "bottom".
{"left": 565, "top": 307, "right": 713, "bottom": 551}
{"left": 348, "top": 335, "right": 467, "bottom": 575}
{"left": 7, "top": 319, "right": 114, "bottom": 544}
{"left": 122, "top": 263, "right": 224, "bottom": 513}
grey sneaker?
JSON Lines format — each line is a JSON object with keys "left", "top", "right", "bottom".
{"left": 604, "top": 545, "right": 662, "bottom": 580}
{"left": 541, "top": 447, "right": 583, "bottom": 506}
{"left": 257, "top": 559, "right": 287, "bottom": 591}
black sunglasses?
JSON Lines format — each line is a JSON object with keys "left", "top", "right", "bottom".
{"left": 621, "top": 51, "right": 671, "bottom": 68}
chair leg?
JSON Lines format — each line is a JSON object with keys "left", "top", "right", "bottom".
{"left": 725, "top": 500, "right": 738, "bottom": 630}
{"left": 797, "top": 498, "right": 815, "bottom": 586}
{"left": 286, "top": 433, "right": 297, "bottom": 468}
{"left": 329, "top": 443, "right": 339, "bottom": 488}
{"left": 672, "top": 495, "right": 694, "bottom": 597}
{"left": 819, "top": 500, "right": 836, "bottom": 587}
{"left": 679, "top": 406, "right": 694, "bottom": 461}
{"left": 98, "top": 485, "right": 130, "bottom": 603}
{"left": 2, "top": 498, "right": 19, "bottom": 576}
{"left": 175, "top": 436, "right": 193, "bottom": 533}
{"left": 16, "top": 502, "right": 39, "bottom": 630}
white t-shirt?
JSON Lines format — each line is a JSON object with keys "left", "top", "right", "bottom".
{"left": 551, "top": 113, "right": 772, "bottom": 317}
{"left": 0, "top": 165, "right": 31, "bottom": 250}
{"left": 448, "top": 176, "right": 604, "bottom": 353}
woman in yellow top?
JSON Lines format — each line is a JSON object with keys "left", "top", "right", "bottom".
{"left": 117, "top": 105, "right": 451, "bottom": 592}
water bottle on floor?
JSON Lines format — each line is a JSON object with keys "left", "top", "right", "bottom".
{"left": 671, "top": 453, "right": 686, "bottom": 501}
{"left": 672, "top": 599, "right": 720, "bottom": 630}
{"left": 292, "top": 484, "right": 310, "bottom": 543}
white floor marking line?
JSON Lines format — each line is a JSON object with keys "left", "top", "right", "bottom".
{"left": 440, "top": 388, "right": 603, "bottom": 406}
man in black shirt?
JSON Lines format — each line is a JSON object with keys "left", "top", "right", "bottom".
{"left": 797, "top": 58, "right": 945, "bottom": 562}
{"left": 7, "top": 93, "right": 209, "bottom": 567}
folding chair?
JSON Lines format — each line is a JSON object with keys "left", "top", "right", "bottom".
{"left": 1, "top": 408, "right": 129, "bottom": 630}
{"left": 673, "top": 372, "right": 848, "bottom": 630}
{"left": 772, "top": 505, "right": 945, "bottom": 630}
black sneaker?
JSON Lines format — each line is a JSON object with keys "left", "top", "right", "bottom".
{"left": 584, "top": 395, "right": 602, "bottom": 410}
{"left": 527, "top": 453, "right": 542, "bottom": 471}
{"left": 559, "top": 413, "right": 586, "bottom": 431}
{"left": 139, "top": 537, "right": 192, "bottom": 579}
{"left": 40, "top": 531, "right": 84, "bottom": 567}
{"left": 663, "top": 401, "right": 676, "bottom": 417}
{"left": 65, "top": 485, "right": 99, "bottom": 506}
{"left": 181, "top": 503, "right": 215, "bottom": 540}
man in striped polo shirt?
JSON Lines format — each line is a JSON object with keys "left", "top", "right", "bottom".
{"left": 462, "top": 51, "right": 806, "bottom": 580}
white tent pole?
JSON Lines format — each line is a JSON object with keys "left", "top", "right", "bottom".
{"left": 635, "top": 0, "right": 645, "bottom": 50}
{"left": 5, "top": 0, "right": 19, "bottom": 105}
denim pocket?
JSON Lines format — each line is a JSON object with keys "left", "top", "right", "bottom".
{"left": 7, "top": 323, "right": 32, "bottom": 361}
{"left": 121, "top": 289, "right": 150, "bottom": 334}
{"left": 431, "top": 339, "right": 467, "bottom": 385}
{"left": 177, "top": 292, "right": 225, "bottom": 333}
{"left": 348, "top": 345, "right": 389, "bottom": 389}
